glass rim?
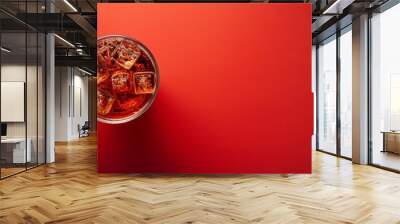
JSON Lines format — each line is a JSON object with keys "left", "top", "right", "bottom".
{"left": 97, "top": 35, "right": 160, "bottom": 124}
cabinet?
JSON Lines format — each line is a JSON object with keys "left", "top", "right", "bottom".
{"left": 382, "top": 132, "right": 400, "bottom": 154}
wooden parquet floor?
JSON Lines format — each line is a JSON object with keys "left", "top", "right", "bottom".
{"left": 1, "top": 135, "right": 400, "bottom": 224}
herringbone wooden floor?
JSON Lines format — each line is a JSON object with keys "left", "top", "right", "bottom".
{"left": 1, "top": 135, "right": 400, "bottom": 224}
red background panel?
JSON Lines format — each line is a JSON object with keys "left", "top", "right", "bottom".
{"left": 97, "top": 3, "right": 313, "bottom": 173}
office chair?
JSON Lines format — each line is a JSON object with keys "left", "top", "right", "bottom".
{"left": 79, "top": 121, "right": 90, "bottom": 138}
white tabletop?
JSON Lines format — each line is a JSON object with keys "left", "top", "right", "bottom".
{"left": 1, "top": 138, "right": 27, "bottom": 143}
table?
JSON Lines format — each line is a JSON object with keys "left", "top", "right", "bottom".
{"left": 382, "top": 131, "right": 400, "bottom": 154}
{"left": 1, "top": 138, "right": 31, "bottom": 164}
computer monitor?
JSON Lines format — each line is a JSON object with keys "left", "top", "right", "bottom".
{"left": 1, "top": 123, "right": 7, "bottom": 137}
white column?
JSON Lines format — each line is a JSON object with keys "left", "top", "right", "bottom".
{"left": 46, "top": 32, "right": 55, "bottom": 163}
{"left": 55, "top": 67, "right": 74, "bottom": 141}
{"left": 312, "top": 45, "right": 317, "bottom": 150}
{"left": 352, "top": 14, "right": 369, "bottom": 164}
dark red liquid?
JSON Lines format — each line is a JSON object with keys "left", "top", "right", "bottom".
{"left": 97, "top": 36, "right": 156, "bottom": 122}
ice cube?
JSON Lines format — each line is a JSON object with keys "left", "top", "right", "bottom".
{"left": 111, "top": 70, "right": 134, "bottom": 94}
{"left": 112, "top": 42, "right": 141, "bottom": 70}
{"left": 97, "top": 88, "right": 115, "bottom": 115}
{"left": 134, "top": 72, "right": 155, "bottom": 94}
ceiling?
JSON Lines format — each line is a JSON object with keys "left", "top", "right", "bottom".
{"left": 0, "top": 0, "right": 394, "bottom": 73}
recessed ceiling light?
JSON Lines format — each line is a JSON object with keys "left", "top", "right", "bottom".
{"left": 63, "top": 0, "right": 78, "bottom": 12}
{"left": 323, "top": 0, "right": 354, "bottom": 15}
{"left": 1, "top": 47, "right": 11, "bottom": 53}
{"left": 78, "top": 67, "right": 93, "bottom": 76}
{"left": 54, "top": 34, "right": 75, "bottom": 48}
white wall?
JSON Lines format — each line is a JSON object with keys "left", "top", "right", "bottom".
{"left": 1, "top": 65, "right": 26, "bottom": 139}
{"left": 54, "top": 67, "right": 89, "bottom": 141}
{"left": 55, "top": 66, "right": 70, "bottom": 141}
{"left": 1, "top": 65, "right": 41, "bottom": 137}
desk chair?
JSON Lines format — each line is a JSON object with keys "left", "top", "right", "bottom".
{"left": 78, "top": 121, "right": 90, "bottom": 138}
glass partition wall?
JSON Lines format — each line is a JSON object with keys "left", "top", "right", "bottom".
{"left": 316, "top": 26, "right": 352, "bottom": 159}
{"left": 0, "top": 2, "right": 46, "bottom": 179}
{"left": 370, "top": 3, "right": 400, "bottom": 171}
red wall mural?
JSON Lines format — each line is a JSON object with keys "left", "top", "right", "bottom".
{"left": 97, "top": 3, "right": 313, "bottom": 173}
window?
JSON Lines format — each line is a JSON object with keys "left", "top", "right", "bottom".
{"left": 317, "top": 35, "right": 337, "bottom": 154}
{"left": 339, "top": 27, "right": 352, "bottom": 158}
{"left": 370, "top": 3, "right": 400, "bottom": 171}
{"left": 316, "top": 26, "right": 353, "bottom": 158}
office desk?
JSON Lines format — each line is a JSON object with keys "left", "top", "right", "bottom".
{"left": 382, "top": 131, "right": 400, "bottom": 154}
{"left": 1, "top": 138, "right": 31, "bottom": 164}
